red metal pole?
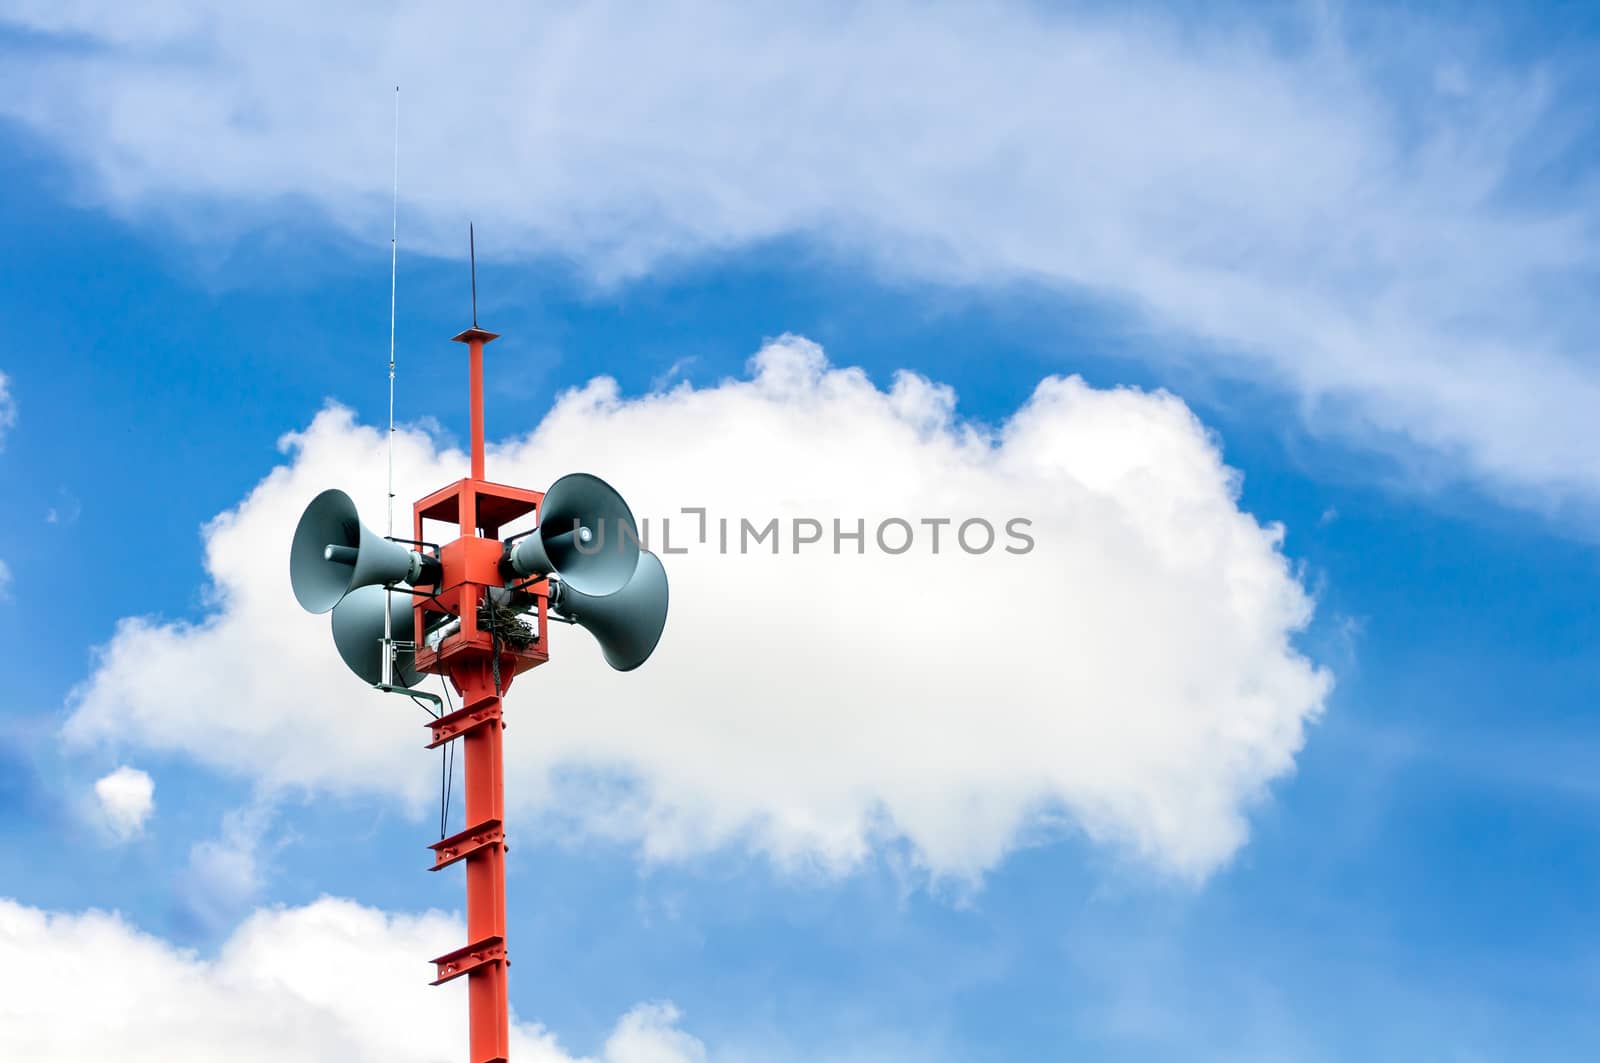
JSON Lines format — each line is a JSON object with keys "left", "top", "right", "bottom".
{"left": 426, "top": 658, "right": 512, "bottom": 1063}
{"left": 453, "top": 325, "right": 496, "bottom": 484}
{"left": 459, "top": 662, "right": 509, "bottom": 1062}
{"left": 469, "top": 338, "right": 486, "bottom": 481}
{"left": 429, "top": 324, "right": 511, "bottom": 1062}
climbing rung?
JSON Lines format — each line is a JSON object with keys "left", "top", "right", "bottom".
{"left": 426, "top": 700, "right": 501, "bottom": 748}
{"left": 429, "top": 819, "right": 503, "bottom": 871}
{"left": 429, "top": 935, "right": 505, "bottom": 985}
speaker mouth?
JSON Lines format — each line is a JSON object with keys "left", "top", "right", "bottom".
{"left": 291, "top": 488, "right": 439, "bottom": 614}
{"left": 291, "top": 488, "right": 362, "bottom": 613}
{"left": 331, "top": 585, "right": 422, "bottom": 688}
{"left": 503, "top": 473, "right": 642, "bottom": 597}
{"left": 539, "top": 517, "right": 639, "bottom": 597}
{"left": 550, "top": 549, "right": 669, "bottom": 672}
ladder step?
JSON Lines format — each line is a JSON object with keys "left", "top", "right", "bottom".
{"left": 429, "top": 819, "right": 504, "bottom": 871}
{"left": 425, "top": 700, "right": 502, "bottom": 748}
{"left": 429, "top": 935, "right": 505, "bottom": 985}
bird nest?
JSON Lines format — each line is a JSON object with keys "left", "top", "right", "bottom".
{"left": 477, "top": 596, "right": 537, "bottom": 650}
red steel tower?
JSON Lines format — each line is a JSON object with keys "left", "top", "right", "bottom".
{"left": 290, "top": 320, "right": 667, "bottom": 1063}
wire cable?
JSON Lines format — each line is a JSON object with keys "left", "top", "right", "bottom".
{"left": 439, "top": 732, "right": 449, "bottom": 838}
{"left": 438, "top": 672, "right": 457, "bottom": 838}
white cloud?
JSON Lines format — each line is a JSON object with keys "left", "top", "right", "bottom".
{"left": 179, "top": 803, "right": 275, "bottom": 928}
{"left": 92, "top": 765, "right": 154, "bottom": 840}
{"left": 0, "top": 558, "right": 11, "bottom": 600}
{"left": 46, "top": 487, "right": 83, "bottom": 526}
{"left": 0, "top": 894, "right": 703, "bottom": 1063}
{"left": 0, "top": 5, "right": 1595, "bottom": 506}
{"left": 64, "top": 338, "right": 1328, "bottom": 881}
{"left": 0, "top": 371, "right": 13, "bottom": 449}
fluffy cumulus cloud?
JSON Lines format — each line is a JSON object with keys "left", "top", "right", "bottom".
{"left": 65, "top": 338, "right": 1327, "bottom": 880}
{"left": 0, "top": 895, "right": 703, "bottom": 1062}
{"left": 0, "top": 4, "right": 1597, "bottom": 506}
{"left": 93, "top": 765, "right": 155, "bottom": 840}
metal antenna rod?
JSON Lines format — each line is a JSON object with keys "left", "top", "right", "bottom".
{"left": 470, "top": 222, "right": 478, "bottom": 328}
{"left": 388, "top": 86, "right": 400, "bottom": 537}
{"left": 384, "top": 85, "right": 400, "bottom": 689}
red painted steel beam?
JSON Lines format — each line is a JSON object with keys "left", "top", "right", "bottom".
{"left": 430, "top": 935, "right": 507, "bottom": 986}
{"left": 427, "top": 698, "right": 501, "bottom": 749}
{"left": 452, "top": 327, "right": 497, "bottom": 484}
{"left": 421, "top": 326, "right": 545, "bottom": 1063}
{"left": 453, "top": 663, "right": 510, "bottom": 1063}
{"left": 430, "top": 819, "right": 505, "bottom": 872}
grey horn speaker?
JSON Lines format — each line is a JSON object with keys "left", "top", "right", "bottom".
{"left": 331, "top": 585, "right": 422, "bottom": 687}
{"left": 504, "top": 473, "right": 640, "bottom": 597}
{"left": 551, "top": 550, "right": 669, "bottom": 672}
{"left": 290, "top": 488, "right": 439, "bottom": 614}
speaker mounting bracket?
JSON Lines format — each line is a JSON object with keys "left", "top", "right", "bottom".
{"left": 376, "top": 684, "right": 441, "bottom": 712}
{"left": 412, "top": 477, "right": 551, "bottom": 684}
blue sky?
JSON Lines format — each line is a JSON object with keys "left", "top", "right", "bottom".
{"left": 2, "top": 3, "right": 1600, "bottom": 1061}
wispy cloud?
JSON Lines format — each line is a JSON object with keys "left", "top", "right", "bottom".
{"left": 178, "top": 802, "right": 276, "bottom": 930}
{"left": 0, "top": 4, "right": 1596, "bottom": 509}
{"left": 45, "top": 487, "right": 82, "bottom": 526}
{"left": 0, "top": 371, "right": 14, "bottom": 450}
{"left": 652, "top": 356, "right": 699, "bottom": 392}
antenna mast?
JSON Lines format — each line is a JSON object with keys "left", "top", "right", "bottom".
{"left": 388, "top": 85, "right": 400, "bottom": 537}
{"left": 383, "top": 85, "right": 400, "bottom": 688}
